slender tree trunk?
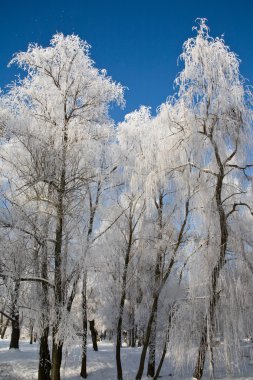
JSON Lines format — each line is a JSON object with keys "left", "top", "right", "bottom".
{"left": 193, "top": 318, "right": 208, "bottom": 380}
{"left": 116, "top": 224, "right": 133, "bottom": 380}
{"left": 147, "top": 193, "right": 164, "bottom": 378}
{"left": 0, "top": 313, "right": 3, "bottom": 337}
{"left": 89, "top": 320, "right": 98, "bottom": 351}
{"left": 193, "top": 141, "right": 227, "bottom": 380}
{"left": 147, "top": 317, "right": 157, "bottom": 377}
{"left": 51, "top": 203, "right": 64, "bottom": 379}
{"left": 9, "top": 279, "right": 20, "bottom": 349}
{"left": 38, "top": 326, "right": 51, "bottom": 380}
{"left": 153, "top": 340, "right": 167, "bottom": 380}
{"left": 1, "top": 318, "right": 9, "bottom": 339}
{"left": 153, "top": 307, "right": 174, "bottom": 380}
{"left": 128, "top": 308, "right": 136, "bottom": 347}
{"left": 116, "top": 313, "right": 124, "bottom": 380}
{"left": 136, "top": 295, "right": 159, "bottom": 380}
{"left": 51, "top": 132, "right": 67, "bottom": 380}
{"left": 80, "top": 182, "right": 101, "bottom": 377}
{"left": 30, "top": 320, "right": 34, "bottom": 344}
{"left": 137, "top": 194, "right": 163, "bottom": 380}
{"left": 80, "top": 272, "right": 88, "bottom": 378}
{"left": 38, "top": 237, "right": 52, "bottom": 380}
{"left": 136, "top": 199, "right": 189, "bottom": 380}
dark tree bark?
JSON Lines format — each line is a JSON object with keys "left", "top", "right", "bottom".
{"left": 29, "top": 321, "right": 34, "bottom": 344}
{"left": 128, "top": 318, "right": 136, "bottom": 348}
{"left": 51, "top": 125, "right": 67, "bottom": 380}
{"left": 135, "top": 296, "right": 159, "bottom": 380}
{"left": 147, "top": 321, "right": 157, "bottom": 377}
{"left": 193, "top": 138, "right": 228, "bottom": 380}
{"left": 80, "top": 182, "right": 101, "bottom": 378}
{"left": 0, "top": 312, "right": 3, "bottom": 337}
{"left": 9, "top": 279, "right": 21, "bottom": 349}
{"left": 80, "top": 272, "right": 88, "bottom": 378}
{"left": 116, "top": 210, "right": 135, "bottom": 380}
{"left": 38, "top": 236, "right": 51, "bottom": 380}
{"left": 89, "top": 320, "right": 98, "bottom": 351}
{"left": 153, "top": 340, "right": 167, "bottom": 380}
{"left": 38, "top": 326, "right": 51, "bottom": 380}
{"left": 1, "top": 318, "right": 9, "bottom": 339}
{"left": 51, "top": 340, "right": 63, "bottom": 380}
{"left": 147, "top": 192, "right": 164, "bottom": 378}
{"left": 51, "top": 195, "right": 64, "bottom": 380}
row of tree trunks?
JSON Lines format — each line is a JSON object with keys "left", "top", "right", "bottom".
{"left": 135, "top": 198, "right": 189, "bottom": 380}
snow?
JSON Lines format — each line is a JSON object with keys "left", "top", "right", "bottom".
{"left": 0, "top": 338, "right": 171, "bottom": 380}
{"left": 1, "top": 338, "right": 253, "bottom": 380}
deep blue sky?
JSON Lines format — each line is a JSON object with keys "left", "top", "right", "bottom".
{"left": 1, "top": 0, "right": 253, "bottom": 121}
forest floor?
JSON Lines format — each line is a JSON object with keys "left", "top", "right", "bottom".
{"left": 1, "top": 338, "right": 253, "bottom": 379}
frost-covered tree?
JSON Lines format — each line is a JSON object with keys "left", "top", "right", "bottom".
{"left": 174, "top": 19, "right": 253, "bottom": 379}
{"left": 0, "top": 33, "right": 123, "bottom": 380}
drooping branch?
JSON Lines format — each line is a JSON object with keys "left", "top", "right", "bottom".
{"left": 226, "top": 202, "right": 253, "bottom": 219}
{"left": 226, "top": 163, "right": 253, "bottom": 179}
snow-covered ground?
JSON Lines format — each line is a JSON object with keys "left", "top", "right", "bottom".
{"left": 0, "top": 339, "right": 170, "bottom": 380}
{"left": 1, "top": 338, "right": 253, "bottom": 379}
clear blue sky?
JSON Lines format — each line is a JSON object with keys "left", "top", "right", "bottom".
{"left": 1, "top": 0, "right": 253, "bottom": 121}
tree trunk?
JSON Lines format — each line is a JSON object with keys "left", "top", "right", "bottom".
{"left": 9, "top": 279, "right": 20, "bottom": 349}
{"left": 51, "top": 160, "right": 66, "bottom": 380}
{"left": 9, "top": 315, "right": 20, "bottom": 349}
{"left": 1, "top": 318, "right": 9, "bottom": 339}
{"left": 0, "top": 313, "right": 3, "bottom": 337}
{"left": 153, "top": 339, "right": 167, "bottom": 380}
{"left": 51, "top": 339, "right": 63, "bottom": 380}
{"left": 38, "top": 231, "right": 51, "bottom": 380}
{"left": 193, "top": 318, "right": 208, "bottom": 380}
{"left": 193, "top": 141, "right": 227, "bottom": 380}
{"left": 116, "top": 224, "right": 133, "bottom": 380}
{"left": 135, "top": 295, "right": 159, "bottom": 380}
{"left": 136, "top": 199, "right": 189, "bottom": 380}
{"left": 30, "top": 321, "right": 34, "bottom": 344}
{"left": 80, "top": 272, "right": 88, "bottom": 378}
{"left": 38, "top": 326, "right": 51, "bottom": 380}
{"left": 116, "top": 313, "right": 124, "bottom": 380}
{"left": 153, "top": 308, "right": 174, "bottom": 380}
{"left": 147, "top": 317, "right": 157, "bottom": 377}
{"left": 128, "top": 308, "right": 136, "bottom": 347}
{"left": 89, "top": 320, "right": 98, "bottom": 351}
{"left": 147, "top": 193, "right": 164, "bottom": 378}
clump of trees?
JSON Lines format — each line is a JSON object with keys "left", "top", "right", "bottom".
{"left": 0, "top": 19, "right": 253, "bottom": 380}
